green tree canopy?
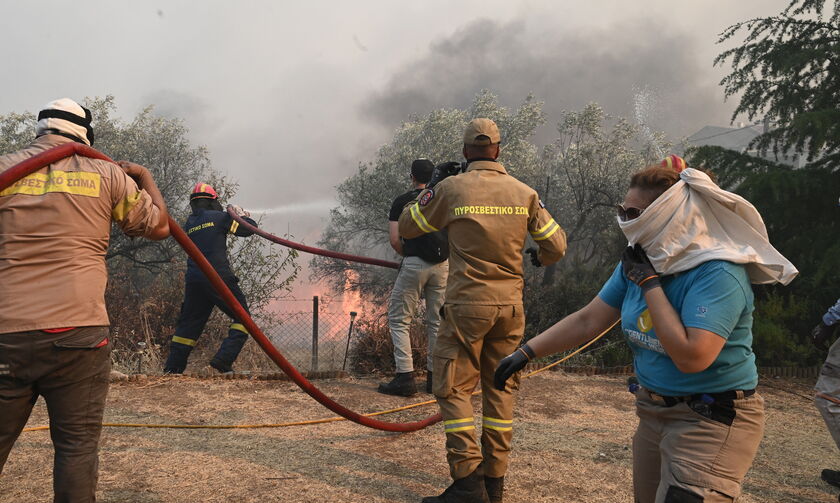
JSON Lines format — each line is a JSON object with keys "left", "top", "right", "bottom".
{"left": 716, "top": 0, "right": 840, "bottom": 168}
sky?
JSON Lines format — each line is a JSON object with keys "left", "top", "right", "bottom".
{"left": 0, "top": 0, "right": 789, "bottom": 305}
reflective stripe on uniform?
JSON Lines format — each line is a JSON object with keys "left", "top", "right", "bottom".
{"left": 171, "top": 336, "right": 197, "bottom": 347}
{"left": 444, "top": 417, "right": 475, "bottom": 433}
{"left": 482, "top": 416, "right": 513, "bottom": 432}
{"left": 531, "top": 219, "right": 560, "bottom": 241}
{"left": 410, "top": 203, "right": 439, "bottom": 233}
{"left": 229, "top": 220, "right": 240, "bottom": 234}
{"left": 230, "top": 323, "right": 249, "bottom": 335}
{"left": 112, "top": 191, "right": 143, "bottom": 221}
{"left": 0, "top": 170, "right": 101, "bottom": 198}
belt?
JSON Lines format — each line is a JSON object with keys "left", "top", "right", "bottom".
{"left": 648, "top": 388, "right": 756, "bottom": 407}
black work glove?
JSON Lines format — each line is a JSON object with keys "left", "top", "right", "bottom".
{"left": 621, "top": 244, "right": 661, "bottom": 293}
{"left": 494, "top": 344, "right": 535, "bottom": 391}
{"left": 812, "top": 321, "right": 835, "bottom": 351}
{"left": 427, "top": 161, "right": 462, "bottom": 188}
{"left": 525, "top": 247, "right": 542, "bottom": 267}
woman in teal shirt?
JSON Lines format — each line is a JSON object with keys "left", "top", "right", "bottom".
{"left": 495, "top": 160, "right": 794, "bottom": 502}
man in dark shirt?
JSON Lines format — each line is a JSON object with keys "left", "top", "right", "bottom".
{"left": 163, "top": 183, "right": 258, "bottom": 374}
{"left": 378, "top": 159, "right": 449, "bottom": 396}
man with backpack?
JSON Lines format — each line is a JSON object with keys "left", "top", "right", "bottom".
{"left": 378, "top": 159, "right": 449, "bottom": 396}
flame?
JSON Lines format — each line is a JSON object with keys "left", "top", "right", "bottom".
{"left": 341, "top": 270, "right": 363, "bottom": 313}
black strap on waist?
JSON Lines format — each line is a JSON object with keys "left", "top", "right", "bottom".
{"left": 658, "top": 389, "right": 756, "bottom": 407}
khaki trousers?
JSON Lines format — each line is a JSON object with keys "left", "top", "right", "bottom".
{"left": 0, "top": 327, "right": 111, "bottom": 503}
{"left": 432, "top": 304, "right": 524, "bottom": 480}
{"left": 387, "top": 256, "right": 448, "bottom": 373}
{"left": 633, "top": 388, "right": 765, "bottom": 503}
{"left": 816, "top": 336, "right": 840, "bottom": 450}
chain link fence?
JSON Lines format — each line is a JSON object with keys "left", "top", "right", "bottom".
{"left": 115, "top": 295, "right": 633, "bottom": 377}
{"left": 260, "top": 307, "right": 360, "bottom": 373}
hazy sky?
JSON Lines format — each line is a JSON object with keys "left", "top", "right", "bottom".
{"left": 0, "top": 1, "right": 788, "bottom": 301}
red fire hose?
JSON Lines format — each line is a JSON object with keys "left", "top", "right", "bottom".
{"left": 228, "top": 208, "right": 399, "bottom": 269}
{"left": 0, "top": 143, "right": 440, "bottom": 433}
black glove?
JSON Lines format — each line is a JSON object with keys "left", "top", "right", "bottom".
{"left": 427, "top": 161, "right": 462, "bottom": 188}
{"left": 621, "top": 244, "right": 661, "bottom": 293}
{"left": 525, "top": 247, "right": 542, "bottom": 267}
{"left": 812, "top": 321, "right": 834, "bottom": 351}
{"left": 494, "top": 344, "right": 535, "bottom": 391}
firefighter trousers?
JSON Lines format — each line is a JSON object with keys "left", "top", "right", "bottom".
{"left": 816, "top": 336, "right": 840, "bottom": 451}
{"left": 432, "top": 303, "right": 524, "bottom": 480}
{"left": 0, "top": 327, "right": 110, "bottom": 503}
{"left": 165, "top": 278, "right": 251, "bottom": 373}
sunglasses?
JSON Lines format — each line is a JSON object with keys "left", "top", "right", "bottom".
{"left": 616, "top": 204, "right": 645, "bottom": 222}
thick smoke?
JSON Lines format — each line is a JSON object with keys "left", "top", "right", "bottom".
{"left": 362, "top": 18, "right": 734, "bottom": 140}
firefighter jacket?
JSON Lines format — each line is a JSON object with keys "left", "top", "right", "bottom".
{"left": 398, "top": 160, "right": 566, "bottom": 305}
{"left": 184, "top": 209, "right": 256, "bottom": 283}
{"left": 0, "top": 135, "right": 161, "bottom": 333}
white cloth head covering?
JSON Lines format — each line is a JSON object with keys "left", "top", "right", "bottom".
{"left": 35, "top": 98, "right": 94, "bottom": 146}
{"left": 617, "top": 168, "right": 798, "bottom": 285}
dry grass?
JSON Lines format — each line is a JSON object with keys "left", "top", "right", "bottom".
{"left": 1, "top": 374, "right": 837, "bottom": 502}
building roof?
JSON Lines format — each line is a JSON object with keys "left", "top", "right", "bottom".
{"left": 686, "top": 124, "right": 763, "bottom": 151}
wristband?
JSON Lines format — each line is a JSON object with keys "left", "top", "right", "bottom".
{"left": 638, "top": 274, "right": 661, "bottom": 293}
{"left": 518, "top": 344, "right": 536, "bottom": 360}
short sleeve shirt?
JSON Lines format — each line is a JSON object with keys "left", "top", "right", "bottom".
{"left": 598, "top": 260, "right": 757, "bottom": 395}
{"left": 389, "top": 189, "right": 448, "bottom": 263}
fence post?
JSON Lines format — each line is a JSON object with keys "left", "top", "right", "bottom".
{"left": 342, "top": 311, "right": 358, "bottom": 372}
{"left": 311, "top": 296, "right": 319, "bottom": 372}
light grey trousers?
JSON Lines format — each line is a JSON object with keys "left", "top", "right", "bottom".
{"left": 816, "top": 335, "right": 840, "bottom": 451}
{"left": 387, "top": 256, "right": 448, "bottom": 373}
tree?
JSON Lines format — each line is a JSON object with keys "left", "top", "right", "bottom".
{"left": 689, "top": 0, "right": 840, "bottom": 367}
{"left": 522, "top": 104, "right": 666, "bottom": 339}
{"left": 0, "top": 97, "right": 300, "bottom": 367}
{"left": 716, "top": 0, "right": 840, "bottom": 168}
{"left": 689, "top": 145, "right": 839, "bottom": 366}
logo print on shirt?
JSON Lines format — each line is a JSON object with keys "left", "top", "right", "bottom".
{"left": 637, "top": 309, "right": 653, "bottom": 332}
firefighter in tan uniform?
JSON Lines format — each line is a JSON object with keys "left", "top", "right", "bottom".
{"left": 0, "top": 98, "right": 169, "bottom": 503}
{"left": 399, "top": 118, "right": 566, "bottom": 503}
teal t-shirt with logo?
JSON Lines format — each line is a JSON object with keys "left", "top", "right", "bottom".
{"left": 598, "top": 260, "right": 758, "bottom": 396}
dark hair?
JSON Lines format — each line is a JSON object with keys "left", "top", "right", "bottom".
{"left": 630, "top": 164, "right": 717, "bottom": 203}
{"left": 463, "top": 142, "right": 499, "bottom": 160}
{"left": 190, "top": 198, "right": 223, "bottom": 213}
{"left": 411, "top": 159, "right": 435, "bottom": 184}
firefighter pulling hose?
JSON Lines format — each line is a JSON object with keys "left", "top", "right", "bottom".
{"left": 0, "top": 141, "right": 442, "bottom": 435}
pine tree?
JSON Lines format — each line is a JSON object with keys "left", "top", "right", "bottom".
{"left": 716, "top": 0, "right": 839, "bottom": 168}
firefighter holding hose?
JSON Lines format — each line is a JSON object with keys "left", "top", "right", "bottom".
{"left": 399, "top": 118, "right": 567, "bottom": 503}
{"left": 163, "top": 184, "right": 257, "bottom": 374}
{"left": 0, "top": 98, "right": 170, "bottom": 502}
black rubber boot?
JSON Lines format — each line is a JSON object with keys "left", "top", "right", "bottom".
{"left": 823, "top": 469, "right": 840, "bottom": 488}
{"left": 163, "top": 344, "right": 192, "bottom": 374}
{"left": 209, "top": 357, "right": 234, "bottom": 374}
{"left": 421, "top": 467, "right": 490, "bottom": 503}
{"left": 377, "top": 372, "right": 417, "bottom": 396}
{"left": 426, "top": 371, "right": 434, "bottom": 394}
{"left": 484, "top": 476, "right": 504, "bottom": 503}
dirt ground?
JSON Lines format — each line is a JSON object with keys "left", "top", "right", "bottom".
{"left": 1, "top": 373, "right": 837, "bottom": 503}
